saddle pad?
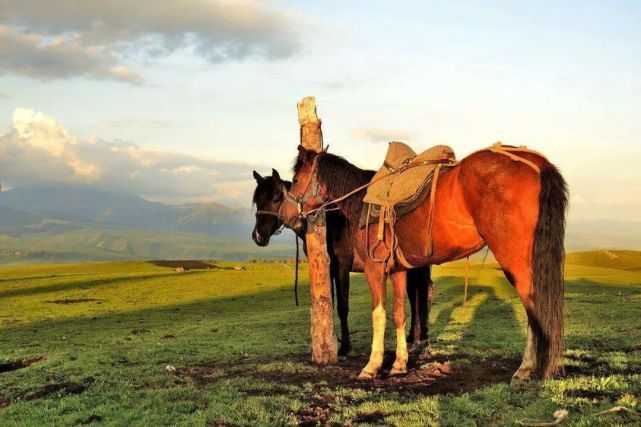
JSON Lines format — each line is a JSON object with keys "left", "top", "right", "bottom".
{"left": 363, "top": 142, "right": 455, "bottom": 206}
{"left": 359, "top": 174, "right": 433, "bottom": 228}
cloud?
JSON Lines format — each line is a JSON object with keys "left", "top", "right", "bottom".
{"left": 350, "top": 127, "right": 417, "bottom": 144}
{"left": 0, "top": 108, "right": 256, "bottom": 203}
{"left": 0, "top": 26, "right": 142, "bottom": 82}
{"left": 0, "top": 91, "right": 10, "bottom": 99}
{"left": 0, "top": 0, "right": 302, "bottom": 81}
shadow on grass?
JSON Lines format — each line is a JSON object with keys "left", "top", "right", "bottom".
{"left": 0, "top": 271, "right": 197, "bottom": 299}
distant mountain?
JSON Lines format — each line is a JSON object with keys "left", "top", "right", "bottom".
{"left": 175, "top": 202, "right": 253, "bottom": 235}
{"left": 0, "top": 185, "right": 254, "bottom": 236}
{"left": 0, "top": 185, "right": 290, "bottom": 264}
{"left": 566, "top": 219, "right": 641, "bottom": 251}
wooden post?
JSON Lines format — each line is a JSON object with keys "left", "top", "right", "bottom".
{"left": 297, "top": 96, "right": 338, "bottom": 364}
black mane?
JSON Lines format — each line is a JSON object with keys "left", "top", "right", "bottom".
{"left": 294, "top": 151, "right": 374, "bottom": 225}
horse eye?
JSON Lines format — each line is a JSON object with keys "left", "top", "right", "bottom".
{"left": 273, "top": 195, "right": 282, "bottom": 203}
{"left": 293, "top": 178, "right": 298, "bottom": 184}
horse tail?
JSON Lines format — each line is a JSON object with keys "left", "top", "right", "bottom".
{"left": 532, "top": 164, "right": 568, "bottom": 378}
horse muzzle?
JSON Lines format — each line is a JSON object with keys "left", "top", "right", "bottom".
{"left": 252, "top": 229, "right": 270, "bottom": 247}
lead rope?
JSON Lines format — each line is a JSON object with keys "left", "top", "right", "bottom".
{"left": 294, "top": 234, "right": 300, "bottom": 306}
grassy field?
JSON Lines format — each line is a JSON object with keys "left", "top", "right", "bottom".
{"left": 0, "top": 253, "right": 640, "bottom": 426}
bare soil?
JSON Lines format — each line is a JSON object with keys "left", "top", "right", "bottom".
{"left": 46, "top": 298, "right": 104, "bottom": 304}
{"left": 0, "top": 356, "right": 45, "bottom": 373}
{"left": 150, "top": 260, "right": 218, "bottom": 270}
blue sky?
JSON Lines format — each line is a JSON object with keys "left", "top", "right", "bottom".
{"left": 0, "top": 1, "right": 639, "bottom": 221}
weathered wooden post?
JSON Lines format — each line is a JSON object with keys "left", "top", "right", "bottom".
{"left": 297, "top": 97, "right": 338, "bottom": 364}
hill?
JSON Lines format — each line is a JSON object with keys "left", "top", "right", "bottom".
{"left": 0, "top": 185, "right": 253, "bottom": 235}
{"left": 0, "top": 185, "right": 293, "bottom": 264}
{"left": 565, "top": 249, "right": 641, "bottom": 271}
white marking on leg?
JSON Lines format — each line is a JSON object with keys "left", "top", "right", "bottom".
{"left": 512, "top": 322, "right": 537, "bottom": 383}
{"left": 371, "top": 303, "right": 386, "bottom": 366}
{"left": 392, "top": 323, "right": 408, "bottom": 374}
{"left": 359, "top": 303, "right": 386, "bottom": 378}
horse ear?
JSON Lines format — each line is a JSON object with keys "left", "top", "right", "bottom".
{"left": 271, "top": 168, "right": 281, "bottom": 182}
{"left": 253, "top": 170, "right": 263, "bottom": 182}
{"left": 297, "top": 145, "right": 313, "bottom": 164}
{"left": 322, "top": 145, "right": 329, "bottom": 153}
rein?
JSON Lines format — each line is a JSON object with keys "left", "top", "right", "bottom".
{"left": 285, "top": 157, "right": 458, "bottom": 221}
{"left": 254, "top": 188, "right": 299, "bottom": 306}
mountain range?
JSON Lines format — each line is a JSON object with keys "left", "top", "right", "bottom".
{"left": 0, "top": 185, "right": 638, "bottom": 264}
{"left": 0, "top": 185, "right": 292, "bottom": 263}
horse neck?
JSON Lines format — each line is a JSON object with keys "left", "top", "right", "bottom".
{"left": 316, "top": 156, "right": 374, "bottom": 231}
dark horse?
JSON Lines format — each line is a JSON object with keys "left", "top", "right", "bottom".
{"left": 252, "top": 169, "right": 434, "bottom": 357}
{"left": 283, "top": 145, "right": 568, "bottom": 382}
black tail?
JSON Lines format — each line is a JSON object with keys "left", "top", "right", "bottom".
{"left": 532, "top": 165, "right": 568, "bottom": 378}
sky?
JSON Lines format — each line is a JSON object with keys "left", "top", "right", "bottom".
{"left": 0, "top": 0, "right": 640, "bottom": 221}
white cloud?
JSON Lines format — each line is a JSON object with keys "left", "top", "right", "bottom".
{"left": 0, "top": 108, "right": 255, "bottom": 203}
{"left": 0, "top": 0, "right": 303, "bottom": 81}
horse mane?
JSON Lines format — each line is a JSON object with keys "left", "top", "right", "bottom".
{"left": 294, "top": 151, "right": 375, "bottom": 224}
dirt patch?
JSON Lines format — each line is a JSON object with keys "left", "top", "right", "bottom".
{"left": 0, "top": 396, "right": 10, "bottom": 409}
{"left": 207, "top": 419, "right": 233, "bottom": 427}
{"left": 24, "top": 379, "right": 92, "bottom": 400}
{"left": 353, "top": 410, "right": 388, "bottom": 424}
{"left": 78, "top": 414, "right": 104, "bottom": 424}
{"left": 130, "top": 327, "right": 150, "bottom": 335}
{"left": 295, "top": 395, "right": 336, "bottom": 427}
{"left": 162, "top": 334, "right": 177, "bottom": 340}
{"left": 0, "top": 356, "right": 45, "bottom": 373}
{"left": 174, "top": 352, "right": 519, "bottom": 396}
{"left": 46, "top": 298, "right": 104, "bottom": 305}
{"left": 251, "top": 353, "right": 519, "bottom": 396}
{"left": 150, "top": 260, "right": 219, "bottom": 270}
{"left": 174, "top": 366, "right": 227, "bottom": 387}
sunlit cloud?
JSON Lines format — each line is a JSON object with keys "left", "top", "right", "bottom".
{"left": 0, "top": 108, "right": 256, "bottom": 203}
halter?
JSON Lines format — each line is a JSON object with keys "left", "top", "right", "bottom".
{"left": 254, "top": 185, "right": 289, "bottom": 234}
{"left": 283, "top": 157, "right": 322, "bottom": 224}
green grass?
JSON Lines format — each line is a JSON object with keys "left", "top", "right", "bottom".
{"left": 0, "top": 256, "right": 640, "bottom": 426}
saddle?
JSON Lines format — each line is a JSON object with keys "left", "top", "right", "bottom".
{"left": 360, "top": 141, "right": 458, "bottom": 270}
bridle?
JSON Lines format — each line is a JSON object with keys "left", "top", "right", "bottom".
{"left": 282, "top": 157, "right": 325, "bottom": 225}
{"left": 254, "top": 188, "right": 287, "bottom": 235}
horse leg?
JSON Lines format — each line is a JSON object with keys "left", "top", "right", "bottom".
{"left": 493, "top": 256, "right": 538, "bottom": 383}
{"left": 358, "top": 263, "right": 387, "bottom": 380}
{"left": 390, "top": 270, "right": 409, "bottom": 375}
{"left": 421, "top": 266, "right": 433, "bottom": 342}
{"left": 336, "top": 264, "right": 351, "bottom": 357}
{"left": 406, "top": 270, "right": 419, "bottom": 345}
{"left": 407, "top": 267, "right": 432, "bottom": 347}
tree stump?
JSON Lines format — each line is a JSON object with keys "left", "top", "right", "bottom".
{"left": 297, "top": 96, "right": 338, "bottom": 364}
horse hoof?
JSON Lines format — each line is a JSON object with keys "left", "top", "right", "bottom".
{"left": 510, "top": 372, "right": 531, "bottom": 385}
{"left": 358, "top": 369, "right": 377, "bottom": 380}
{"left": 338, "top": 346, "right": 351, "bottom": 358}
{"left": 390, "top": 366, "right": 407, "bottom": 376}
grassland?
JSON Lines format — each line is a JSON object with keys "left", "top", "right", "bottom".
{"left": 0, "top": 252, "right": 640, "bottom": 426}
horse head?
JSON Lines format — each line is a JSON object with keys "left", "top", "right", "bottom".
{"left": 251, "top": 169, "right": 289, "bottom": 246}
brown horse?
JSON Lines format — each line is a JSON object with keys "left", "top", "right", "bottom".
{"left": 251, "top": 169, "right": 434, "bottom": 355}
{"left": 283, "top": 145, "right": 568, "bottom": 382}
